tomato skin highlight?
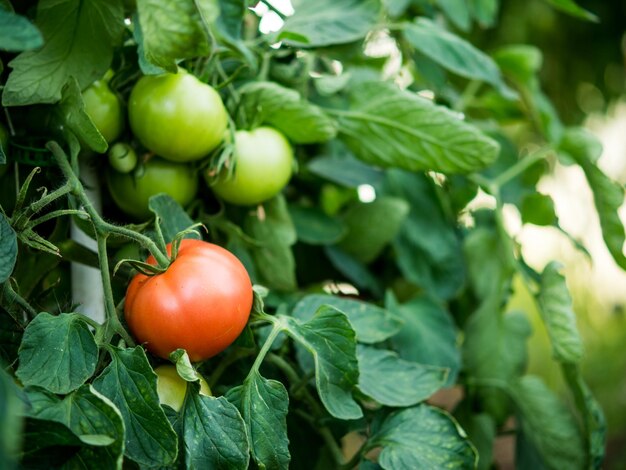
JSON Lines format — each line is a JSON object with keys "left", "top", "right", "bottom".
{"left": 128, "top": 70, "right": 228, "bottom": 162}
{"left": 124, "top": 239, "right": 253, "bottom": 362}
{"left": 210, "top": 127, "right": 294, "bottom": 206}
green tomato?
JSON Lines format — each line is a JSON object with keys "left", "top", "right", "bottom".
{"left": 0, "top": 122, "right": 8, "bottom": 178}
{"left": 154, "top": 365, "right": 211, "bottom": 412}
{"left": 210, "top": 127, "right": 294, "bottom": 206}
{"left": 82, "top": 76, "right": 124, "bottom": 144}
{"left": 108, "top": 143, "right": 138, "bottom": 173}
{"left": 128, "top": 70, "right": 228, "bottom": 162}
{"left": 106, "top": 157, "right": 198, "bottom": 220}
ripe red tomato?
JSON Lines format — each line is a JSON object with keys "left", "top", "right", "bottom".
{"left": 124, "top": 239, "right": 253, "bottom": 361}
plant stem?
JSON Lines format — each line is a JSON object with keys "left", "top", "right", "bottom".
{"left": 261, "top": 0, "right": 286, "bottom": 19}
{"left": 492, "top": 146, "right": 551, "bottom": 189}
{"left": 26, "top": 209, "right": 88, "bottom": 228}
{"left": 2, "top": 281, "right": 36, "bottom": 325}
{"left": 250, "top": 324, "right": 281, "bottom": 374}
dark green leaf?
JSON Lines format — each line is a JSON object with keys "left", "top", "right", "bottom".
{"left": 386, "top": 171, "right": 465, "bottom": 300}
{"left": 282, "top": 306, "right": 362, "bottom": 420}
{"left": 536, "top": 262, "right": 583, "bottom": 363}
{"left": 521, "top": 193, "right": 557, "bottom": 226}
{"left": 289, "top": 206, "right": 346, "bottom": 245}
{"left": 2, "top": 0, "right": 125, "bottom": 106}
{"left": 436, "top": 0, "right": 471, "bottom": 30}
{"left": 0, "top": 8, "right": 43, "bottom": 52}
{"left": 238, "top": 82, "right": 337, "bottom": 144}
{"left": 20, "top": 418, "right": 82, "bottom": 467}
{"left": 245, "top": 196, "right": 297, "bottom": 291}
{"left": 0, "top": 368, "right": 22, "bottom": 469}
{"left": 136, "top": 0, "right": 211, "bottom": 72}
{"left": 59, "top": 77, "right": 107, "bottom": 153}
{"left": 388, "top": 294, "right": 461, "bottom": 386}
{"left": 337, "top": 82, "right": 500, "bottom": 174}
{"left": 367, "top": 405, "right": 477, "bottom": 469}
{"left": 468, "top": 0, "right": 499, "bottom": 27}
{"left": 226, "top": 371, "right": 290, "bottom": 470}
{"left": 403, "top": 18, "right": 514, "bottom": 97}
{"left": 307, "top": 153, "right": 384, "bottom": 188}
{"left": 338, "top": 197, "right": 410, "bottom": 263}
{"left": 17, "top": 313, "right": 98, "bottom": 394}
{"left": 324, "top": 246, "right": 382, "bottom": 296}
{"left": 357, "top": 345, "right": 447, "bottom": 407}
{"left": 492, "top": 45, "right": 543, "bottom": 86}
{"left": 182, "top": 387, "right": 249, "bottom": 470}
{"left": 544, "top": 0, "right": 598, "bottom": 22}
{"left": 279, "top": 0, "right": 381, "bottom": 47}
{"left": 292, "top": 294, "right": 403, "bottom": 344}
{"left": 92, "top": 346, "right": 178, "bottom": 467}
{"left": 456, "top": 412, "right": 496, "bottom": 470}
{"left": 216, "top": 0, "right": 245, "bottom": 39}
{"left": 512, "top": 375, "right": 585, "bottom": 470}
{"left": 149, "top": 194, "right": 200, "bottom": 243}
{"left": 0, "top": 214, "right": 17, "bottom": 283}
{"left": 558, "top": 126, "right": 603, "bottom": 165}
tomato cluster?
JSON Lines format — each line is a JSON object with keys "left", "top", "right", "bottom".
{"left": 82, "top": 69, "right": 294, "bottom": 220}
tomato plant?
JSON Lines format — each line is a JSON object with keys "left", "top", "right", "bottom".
{"left": 106, "top": 157, "right": 198, "bottom": 220}
{"left": 210, "top": 127, "right": 294, "bottom": 205}
{"left": 128, "top": 70, "right": 228, "bottom": 162}
{"left": 0, "top": 122, "right": 8, "bottom": 177}
{"left": 154, "top": 364, "right": 211, "bottom": 412}
{"left": 0, "top": 1, "right": 621, "bottom": 469}
{"left": 124, "top": 239, "right": 253, "bottom": 361}
{"left": 82, "top": 74, "right": 124, "bottom": 144}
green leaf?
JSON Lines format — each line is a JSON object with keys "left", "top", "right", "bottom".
{"left": 16, "top": 313, "right": 98, "bottom": 394}
{"left": 492, "top": 45, "right": 543, "bottom": 86}
{"left": 26, "top": 385, "right": 125, "bottom": 468}
{"left": 385, "top": 171, "right": 465, "bottom": 300}
{"left": 563, "top": 134, "right": 626, "bottom": 270}
{"left": 562, "top": 364, "right": 606, "bottom": 469}
{"left": 289, "top": 206, "right": 346, "bottom": 245}
{"left": 336, "top": 82, "right": 500, "bottom": 174}
{"left": 521, "top": 193, "right": 557, "bottom": 226}
{"left": 2, "top": 0, "right": 124, "bottom": 106}
{"left": 436, "top": 0, "right": 471, "bottom": 31}
{"left": 0, "top": 7, "right": 43, "bottom": 52}
{"left": 357, "top": 346, "right": 447, "bottom": 407}
{"left": 307, "top": 152, "right": 384, "bottom": 188}
{"left": 324, "top": 246, "right": 382, "bottom": 296}
{"left": 403, "top": 18, "right": 514, "bottom": 98}
{"left": 136, "top": 0, "right": 211, "bottom": 72}
{"left": 0, "top": 213, "right": 17, "bottom": 283}
{"left": 387, "top": 294, "right": 461, "bottom": 386}
{"left": 0, "top": 368, "right": 22, "bottom": 469}
{"left": 216, "top": 0, "right": 245, "bottom": 39}
{"left": 92, "top": 346, "right": 178, "bottom": 467}
{"left": 182, "top": 387, "right": 250, "bottom": 470}
{"left": 455, "top": 412, "right": 496, "bottom": 470}
{"left": 282, "top": 306, "right": 362, "bottom": 420}
{"left": 20, "top": 417, "right": 86, "bottom": 467}
{"left": 536, "top": 262, "right": 583, "bottom": 363}
{"left": 544, "top": 0, "right": 598, "bottom": 22}
{"left": 292, "top": 294, "right": 403, "bottom": 344}
{"left": 149, "top": 194, "right": 200, "bottom": 243}
{"left": 245, "top": 196, "right": 297, "bottom": 291}
{"left": 338, "top": 197, "right": 410, "bottom": 263}
{"left": 367, "top": 405, "right": 477, "bottom": 469}
{"left": 512, "top": 375, "right": 585, "bottom": 470}
{"left": 558, "top": 126, "right": 603, "bottom": 165}
{"left": 278, "top": 0, "right": 381, "bottom": 47}
{"left": 58, "top": 77, "right": 108, "bottom": 153}
{"left": 226, "top": 371, "right": 290, "bottom": 470}
{"left": 468, "top": 0, "right": 499, "bottom": 27}
{"left": 238, "top": 82, "right": 337, "bottom": 144}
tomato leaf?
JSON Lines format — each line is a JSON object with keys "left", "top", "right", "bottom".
{"left": 225, "top": 371, "right": 290, "bottom": 470}
{"left": 288, "top": 206, "right": 346, "bottom": 245}
{"left": 2, "top": 0, "right": 124, "bottom": 106}
{"left": 16, "top": 313, "right": 98, "bottom": 394}
{"left": 181, "top": 384, "right": 250, "bottom": 470}
{"left": 245, "top": 196, "right": 297, "bottom": 291}
{"left": 20, "top": 417, "right": 88, "bottom": 467}
{"left": 278, "top": 0, "right": 381, "bottom": 47}
{"left": 92, "top": 346, "right": 178, "bottom": 467}
{"left": 468, "top": 0, "right": 499, "bottom": 27}
{"left": 135, "top": 0, "right": 212, "bottom": 72}
{"left": 25, "top": 385, "right": 125, "bottom": 468}
{"left": 512, "top": 375, "right": 585, "bottom": 470}
{"left": 336, "top": 82, "right": 500, "bottom": 174}
{"left": 544, "top": 0, "right": 598, "bottom": 22}
{"left": 403, "top": 18, "right": 515, "bottom": 98}
{"left": 0, "top": 368, "right": 22, "bottom": 468}
{"left": 0, "top": 213, "right": 17, "bottom": 283}
{"left": 520, "top": 192, "right": 558, "bottom": 226}
{"left": 0, "top": 7, "right": 43, "bottom": 52}
{"left": 237, "top": 81, "right": 337, "bottom": 144}
{"left": 388, "top": 294, "right": 461, "bottom": 387}
{"left": 366, "top": 404, "right": 477, "bottom": 469}
{"left": 357, "top": 346, "right": 447, "bottom": 407}
{"left": 324, "top": 246, "right": 382, "bottom": 296}
{"left": 148, "top": 194, "right": 200, "bottom": 243}
{"left": 536, "top": 262, "right": 584, "bottom": 363}
{"left": 282, "top": 305, "right": 363, "bottom": 420}
{"left": 307, "top": 150, "right": 385, "bottom": 188}
{"left": 292, "top": 294, "right": 403, "bottom": 344}
{"left": 435, "top": 0, "right": 471, "bottom": 31}
{"left": 385, "top": 171, "right": 465, "bottom": 300}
